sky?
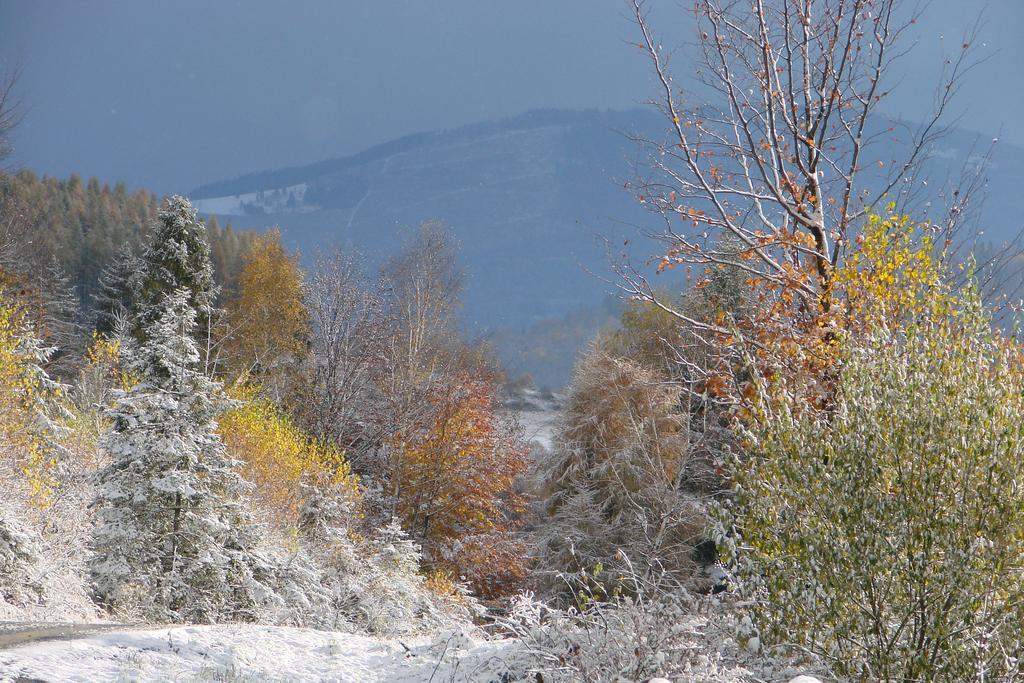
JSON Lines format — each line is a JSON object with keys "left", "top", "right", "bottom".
{"left": 0, "top": 0, "right": 1020, "bottom": 194}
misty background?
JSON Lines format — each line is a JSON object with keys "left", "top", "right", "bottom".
{"left": 1, "top": 1, "right": 1022, "bottom": 387}
{"left": 2, "top": 0, "right": 1020, "bottom": 194}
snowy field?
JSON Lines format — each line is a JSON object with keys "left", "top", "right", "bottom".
{"left": 0, "top": 625, "right": 519, "bottom": 682}
{"left": 500, "top": 388, "right": 563, "bottom": 451}
{"left": 191, "top": 183, "right": 312, "bottom": 216}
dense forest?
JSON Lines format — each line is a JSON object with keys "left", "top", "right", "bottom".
{"left": 0, "top": 171, "right": 252, "bottom": 310}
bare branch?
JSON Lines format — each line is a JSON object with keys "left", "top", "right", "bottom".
{"left": 628, "top": 0, "right": 983, "bottom": 310}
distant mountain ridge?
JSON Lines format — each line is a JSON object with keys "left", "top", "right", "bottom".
{"left": 192, "top": 109, "right": 657, "bottom": 200}
{"left": 189, "top": 109, "right": 669, "bottom": 341}
{"left": 190, "top": 108, "right": 1024, "bottom": 387}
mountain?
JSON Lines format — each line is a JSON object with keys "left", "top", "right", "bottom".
{"left": 191, "top": 108, "right": 1024, "bottom": 387}
{"left": 192, "top": 109, "right": 666, "bottom": 332}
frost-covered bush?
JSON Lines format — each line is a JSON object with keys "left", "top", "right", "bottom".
{"left": 720, "top": 287, "right": 1024, "bottom": 681}
{"left": 0, "top": 494, "right": 101, "bottom": 622}
{"left": 0, "top": 310, "right": 103, "bottom": 621}
{"left": 0, "top": 513, "right": 43, "bottom": 608}
{"left": 298, "top": 487, "right": 479, "bottom": 635}
{"left": 536, "top": 347, "right": 705, "bottom": 599}
{"left": 500, "top": 584, "right": 804, "bottom": 682}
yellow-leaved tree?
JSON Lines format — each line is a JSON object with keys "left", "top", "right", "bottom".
{"left": 0, "top": 293, "right": 65, "bottom": 506}
{"left": 719, "top": 212, "right": 1024, "bottom": 681}
{"left": 693, "top": 208, "right": 954, "bottom": 412}
{"left": 218, "top": 383, "right": 359, "bottom": 527}
{"left": 224, "top": 229, "right": 309, "bottom": 400}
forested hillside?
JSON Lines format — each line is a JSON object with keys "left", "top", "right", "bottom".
{"left": 188, "top": 108, "right": 1024, "bottom": 388}
{"left": 0, "top": 171, "right": 254, "bottom": 310}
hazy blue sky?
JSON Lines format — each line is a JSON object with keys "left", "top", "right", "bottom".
{"left": 1, "top": 1, "right": 1020, "bottom": 193}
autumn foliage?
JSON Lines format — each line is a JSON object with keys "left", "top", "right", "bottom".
{"left": 0, "top": 293, "right": 64, "bottom": 505}
{"left": 225, "top": 229, "right": 309, "bottom": 397}
{"left": 393, "top": 371, "right": 529, "bottom": 598}
{"left": 694, "top": 209, "right": 951, "bottom": 414}
{"left": 218, "top": 383, "right": 359, "bottom": 526}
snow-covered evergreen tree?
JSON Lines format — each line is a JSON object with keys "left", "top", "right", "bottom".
{"left": 89, "top": 288, "right": 274, "bottom": 623}
{"left": 92, "top": 243, "right": 141, "bottom": 337}
{"left": 134, "top": 196, "right": 218, "bottom": 342}
{"left": 0, "top": 513, "right": 44, "bottom": 609}
{"left": 29, "top": 258, "right": 85, "bottom": 378}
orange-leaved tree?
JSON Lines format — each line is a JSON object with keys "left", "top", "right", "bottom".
{"left": 712, "top": 207, "right": 953, "bottom": 419}
{"left": 392, "top": 370, "right": 529, "bottom": 598}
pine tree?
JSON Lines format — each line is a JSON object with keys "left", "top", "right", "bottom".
{"left": 90, "top": 288, "right": 274, "bottom": 623}
{"left": 35, "top": 260, "right": 84, "bottom": 379}
{"left": 2, "top": 257, "right": 85, "bottom": 379}
{"left": 135, "top": 196, "right": 218, "bottom": 342}
{"left": 92, "top": 243, "right": 140, "bottom": 337}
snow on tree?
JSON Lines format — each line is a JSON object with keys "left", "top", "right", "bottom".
{"left": 294, "top": 485, "right": 479, "bottom": 634}
{"left": 89, "top": 288, "right": 276, "bottom": 623}
{"left": 0, "top": 511, "right": 44, "bottom": 609}
{"left": 0, "top": 293, "right": 68, "bottom": 505}
{"left": 25, "top": 258, "right": 86, "bottom": 379}
{"left": 134, "top": 196, "right": 218, "bottom": 342}
{"left": 92, "top": 243, "right": 141, "bottom": 338}
{"left": 536, "top": 345, "right": 705, "bottom": 600}
{"left": 717, "top": 216, "right": 1024, "bottom": 681}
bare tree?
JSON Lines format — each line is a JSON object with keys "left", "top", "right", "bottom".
{"left": 626, "top": 0, "right": 982, "bottom": 323}
{"left": 374, "top": 223, "right": 476, "bottom": 519}
{"left": 300, "top": 226, "right": 497, "bottom": 532}
{"left": 0, "top": 65, "right": 21, "bottom": 167}
{"left": 298, "top": 226, "right": 467, "bottom": 452}
{"left": 300, "top": 249, "right": 383, "bottom": 448}
{"left": 381, "top": 221, "right": 465, "bottom": 386}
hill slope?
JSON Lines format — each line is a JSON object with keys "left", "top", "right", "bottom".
{"left": 193, "top": 109, "right": 665, "bottom": 335}
{"left": 192, "top": 109, "right": 1024, "bottom": 386}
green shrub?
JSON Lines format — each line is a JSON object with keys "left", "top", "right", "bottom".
{"left": 720, "top": 289, "right": 1024, "bottom": 681}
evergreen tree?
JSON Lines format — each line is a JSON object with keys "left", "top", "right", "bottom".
{"left": 92, "top": 243, "right": 140, "bottom": 337}
{"left": 0, "top": 171, "right": 255, "bottom": 313}
{"left": 90, "top": 288, "right": 274, "bottom": 622}
{"left": 29, "top": 258, "right": 85, "bottom": 378}
{"left": 0, "top": 257, "right": 87, "bottom": 379}
{"left": 135, "top": 196, "right": 218, "bottom": 341}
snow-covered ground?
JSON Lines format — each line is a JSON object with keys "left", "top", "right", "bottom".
{"left": 192, "top": 183, "right": 314, "bottom": 216}
{"left": 0, "top": 624, "right": 520, "bottom": 682}
{"left": 500, "top": 388, "right": 562, "bottom": 451}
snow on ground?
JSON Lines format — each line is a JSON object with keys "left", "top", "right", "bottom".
{"left": 501, "top": 388, "right": 562, "bottom": 451}
{"left": 0, "top": 624, "right": 520, "bottom": 683}
{"left": 192, "top": 183, "right": 313, "bottom": 216}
